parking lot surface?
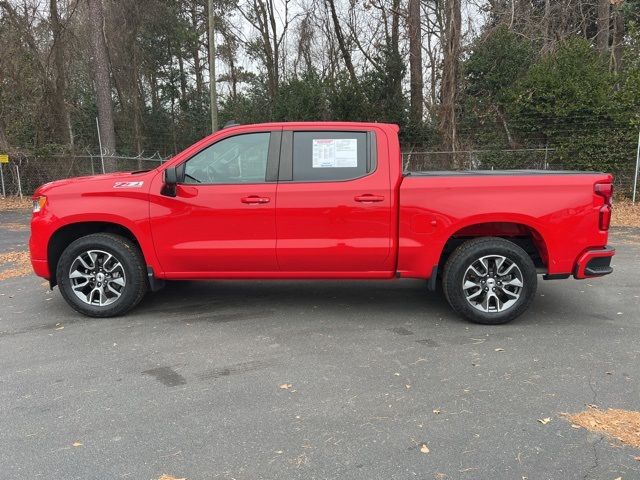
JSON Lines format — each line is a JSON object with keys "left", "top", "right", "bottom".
{"left": 1, "top": 207, "right": 639, "bottom": 479}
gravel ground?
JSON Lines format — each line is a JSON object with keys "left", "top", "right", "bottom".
{"left": 1, "top": 207, "right": 639, "bottom": 480}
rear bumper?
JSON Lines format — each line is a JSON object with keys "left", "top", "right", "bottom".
{"left": 573, "top": 246, "right": 615, "bottom": 279}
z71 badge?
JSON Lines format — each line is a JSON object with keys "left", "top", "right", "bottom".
{"left": 113, "top": 181, "right": 144, "bottom": 188}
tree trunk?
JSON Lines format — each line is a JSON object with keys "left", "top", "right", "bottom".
{"left": 49, "top": 0, "right": 71, "bottom": 145}
{"left": 207, "top": 0, "right": 218, "bottom": 132}
{"left": 190, "top": 2, "right": 204, "bottom": 99}
{"left": 543, "top": 0, "right": 551, "bottom": 51}
{"left": 611, "top": 3, "right": 625, "bottom": 73}
{"left": 596, "top": 0, "right": 610, "bottom": 55}
{"left": 408, "top": 0, "right": 423, "bottom": 126}
{"left": 178, "top": 53, "right": 188, "bottom": 107}
{"left": 132, "top": 45, "right": 143, "bottom": 156}
{"left": 0, "top": 118, "right": 9, "bottom": 152}
{"left": 326, "top": 0, "right": 357, "bottom": 84}
{"left": 87, "top": 0, "right": 117, "bottom": 169}
{"left": 439, "top": 0, "right": 461, "bottom": 166}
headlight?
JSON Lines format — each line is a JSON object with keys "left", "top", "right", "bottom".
{"left": 32, "top": 196, "right": 47, "bottom": 213}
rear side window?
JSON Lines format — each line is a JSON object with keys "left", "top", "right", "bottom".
{"left": 292, "top": 131, "right": 370, "bottom": 182}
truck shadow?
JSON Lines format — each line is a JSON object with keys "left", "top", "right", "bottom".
{"left": 136, "top": 278, "right": 458, "bottom": 325}
{"left": 132, "top": 277, "right": 621, "bottom": 330}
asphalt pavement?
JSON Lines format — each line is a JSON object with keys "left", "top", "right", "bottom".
{"left": 1, "top": 207, "right": 639, "bottom": 480}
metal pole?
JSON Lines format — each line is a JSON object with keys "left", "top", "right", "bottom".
{"left": 0, "top": 163, "right": 5, "bottom": 198}
{"left": 633, "top": 130, "right": 640, "bottom": 204}
{"left": 544, "top": 144, "right": 549, "bottom": 170}
{"left": 15, "top": 164, "right": 23, "bottom": 199}
{"left": 207, "top": 0, "right": 218, "bottom": 132}
{"left": 96, "top": 116, "right": 106, "bottom": 174}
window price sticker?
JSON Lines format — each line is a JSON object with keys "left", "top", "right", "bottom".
{"left": 312, "top": 139, "right": 357, "bottom": 168}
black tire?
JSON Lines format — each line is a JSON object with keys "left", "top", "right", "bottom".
{"left": 442, "top": 237, "right": 537, "bottom": 325}
{"left": 57, "top": 233, "right": 148, "bottom": 317}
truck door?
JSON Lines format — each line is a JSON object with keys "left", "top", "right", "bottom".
{"left": 149, "top": 129, "right": 281, "bottom": 275}
{"left": 275, "top": 129, "right": 393, "bottom": 273}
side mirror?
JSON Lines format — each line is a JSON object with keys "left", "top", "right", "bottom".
{"left": 162, "top": 167, "right": 178, "bottom": 197}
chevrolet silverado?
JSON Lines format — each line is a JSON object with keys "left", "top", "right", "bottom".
{"left": 29, "top": 122, "right": 615, "bottom": 324}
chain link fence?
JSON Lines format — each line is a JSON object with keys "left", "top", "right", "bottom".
{"left": 1, "top": 146, "right": 638, "bottom": 199}
{"left": 0, "top": 153, "right": 164, "bottom": 198}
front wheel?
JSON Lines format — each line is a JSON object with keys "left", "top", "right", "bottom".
{"left": 442, "top": 237, "right": 537, "bottom": 325}
{"left": 57, "top": 233, "right": 148, "bottom": 317}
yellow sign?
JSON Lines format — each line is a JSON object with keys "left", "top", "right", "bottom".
{"left": 0, "top": 154, "right": 8, "bottom": 164}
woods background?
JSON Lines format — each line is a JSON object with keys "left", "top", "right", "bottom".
{"left": 0, "top": 0, "right": 639, "bottom": 195}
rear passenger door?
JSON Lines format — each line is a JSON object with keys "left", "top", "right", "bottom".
{"left": 275, "top": 129, "right": 393, "bottom": 273}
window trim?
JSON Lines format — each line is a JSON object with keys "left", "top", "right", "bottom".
{"left": 278, "top": 130, "right": 377, "bottom": 183}
{"left": 177, "top": 130, "right": 281, "bottom": 185}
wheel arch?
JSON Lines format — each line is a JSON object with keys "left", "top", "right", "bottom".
{"left": 438, "top": 220, "right": 549, "bottom": 273}
{"left": 48, "top": 221, "right": 145, "bottom": 287}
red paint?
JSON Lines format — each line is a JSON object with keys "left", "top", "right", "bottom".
{"left": 29, "top": 122, "right": 614, "bottom": 284}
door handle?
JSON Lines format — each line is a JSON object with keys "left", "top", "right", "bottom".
{"left": 241, "top": 195, "right": 270, "bottom": 204}
{"left": 354, "top": 194, "right": 385, "bottom": 203}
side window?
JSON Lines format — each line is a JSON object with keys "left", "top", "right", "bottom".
{"left": 183, "top": 132, "right": 270, "bottom": 184}
{"left": 292, "top": 131, "right": 369, "bottom": 182}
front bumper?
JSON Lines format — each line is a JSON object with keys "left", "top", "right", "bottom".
{"left": 30, "top": 258, "right": 50, "bottom": 279}
{"left": 573, "top": 246, "right": 615, "bottom": 279}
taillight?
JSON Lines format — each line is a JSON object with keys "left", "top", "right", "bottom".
{"left": 594, "top": 182, "right": 612, "bottom": 230}
{"left": 599, "top": 205, "right": 611, "bottom": 230}
{"left": 594, "top": 182, "right": 613, "bottom": 205}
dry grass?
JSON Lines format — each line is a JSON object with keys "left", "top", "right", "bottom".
{"left": 0, "top": 250, "right": 32, "bottom": 281}
{"left": 613, "top": 199, "right": 640, "bottom": 228}
{"left": 0, "top": 196, "right": 31, "bottom": 211}
{"left": 565, "top": 407, "right": 640, "bottom": 449}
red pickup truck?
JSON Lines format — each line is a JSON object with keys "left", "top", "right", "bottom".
{"left": 29, "top": 122, "right": 615, "bottom": 324}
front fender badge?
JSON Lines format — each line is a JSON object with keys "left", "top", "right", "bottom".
{"left": 113, "top": 181, "right": 144, "bottom": 188}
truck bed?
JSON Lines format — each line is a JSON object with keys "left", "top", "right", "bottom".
{"left": 404, "top": 170, "right": 604, "bottom": 176}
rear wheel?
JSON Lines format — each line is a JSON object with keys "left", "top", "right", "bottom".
{"left": 442, "top": 237, "right": 537, "bottom": 325}
{"left": 57, "top": 233, "right": 148, "bottom": 317}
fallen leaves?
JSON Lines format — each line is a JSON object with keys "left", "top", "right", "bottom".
{"left": 564, "top": 407, "right": 640, "bottom": 448}
{"left": 0, "top": 197, "right": 31, "bottom": 211}
{"left": 538, "top": 418, "right": 551, "bottom": 425}
{"left": 0, "top": 250, "right": 31, "bottom": 281}
{"left": 420, "top": 444, "right": 430, "bottom": 454}
{"left": 612, "top": 199, "right": 640, "bottom": 228}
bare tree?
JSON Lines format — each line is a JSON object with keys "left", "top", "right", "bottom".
{"left": 240, "top": 0, "right": 292, "bottom": 106}
{"left": 49, "top": 0, "right": 72, "bottom": 146}
{"left": 408, "top": 0, "right": 423, "bottom": 125}
{"left": 440, "top": 0, "right": 461, "bottom": 162}
{"left": 325, "top": 0, "right": 357, "bottom": 84}
{"left": 87, "top": 0, "right": 116, "bottom": 167}
{"left": 208, "top": 0, "right": 218, "bottom": 132}
{"left": 0, "top": 119, "right": 9, "bottom": 152}
{"left": 611, "top": 0, "right": 625, "bottom": 72}
{"left": 596, "top": 0, "right": 610, "bottom": 55}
